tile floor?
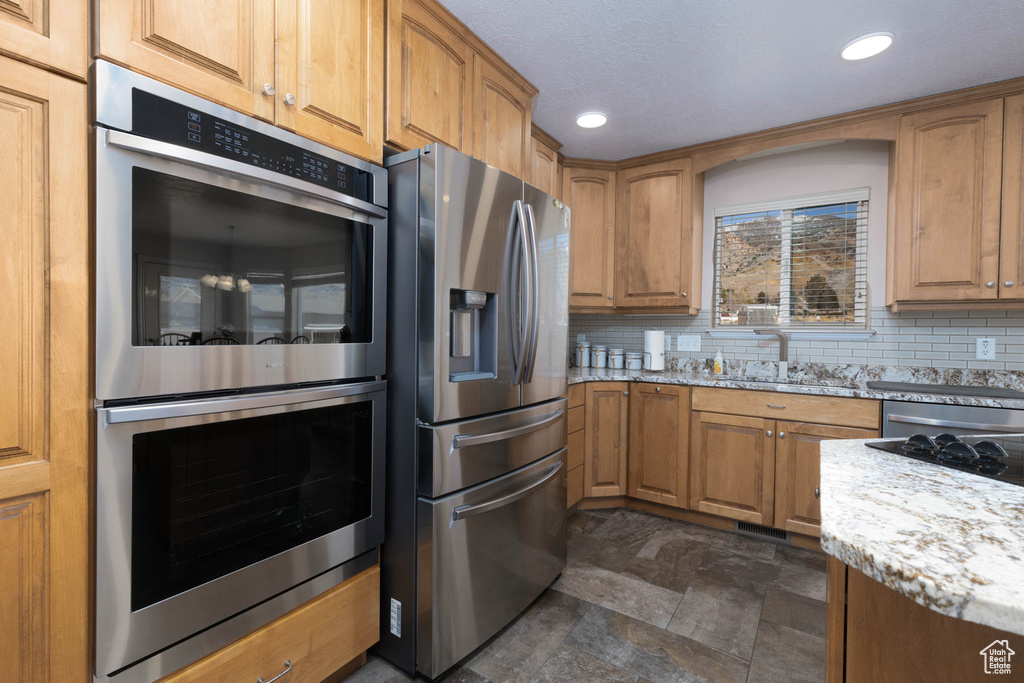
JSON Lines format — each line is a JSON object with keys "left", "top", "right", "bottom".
{"left": 344, "top": 508, "right": 828, "bottom": 683}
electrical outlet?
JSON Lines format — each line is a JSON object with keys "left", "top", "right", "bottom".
{"left": 976, "top": 338, "right": 996, "bottom": 360}
{"left": 678, "top": 334, "right": 702, "bottom": 352}
{"left": 576, "top": 333, "right": 586, "bottom": 343}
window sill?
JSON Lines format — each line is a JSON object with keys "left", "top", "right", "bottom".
{"left": 706, "top": 329, "right": 876, "bottom": 341}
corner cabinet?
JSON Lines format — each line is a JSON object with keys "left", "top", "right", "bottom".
{"left": 615, "top": 158, "right": 703, "bottom": 311}
{"left": 583, "top": 382, "right": 629, "bottom": 497}
{"left": 97, "top": 0, "right": 385, "bottom": 162}
{"left": 564, "top": 163, "right": 617, "bottom": 309}
{"left": 628, "top": 384, "right": 690, "bottom": 508}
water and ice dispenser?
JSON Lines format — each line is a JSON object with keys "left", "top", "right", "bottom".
{"left": 449, "top": 289, "right": 497, "bottom": 382}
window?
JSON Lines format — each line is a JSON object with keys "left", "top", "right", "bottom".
{"left": 713, "top": 189, "right": 868, "bottom": 328}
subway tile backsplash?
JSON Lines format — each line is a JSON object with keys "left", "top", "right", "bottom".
{"left": 569, "top": 306, "right": 1024, "bottom": 372}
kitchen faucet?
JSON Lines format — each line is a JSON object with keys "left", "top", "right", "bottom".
{"left": 754, "top": 329, "right": 789, "bottom": 381}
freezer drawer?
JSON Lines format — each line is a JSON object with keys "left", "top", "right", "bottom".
{"left": 419, "top": 398, "right": 567, "bottom": 497}
{"left": 416, "top": 451, "right": 567, "bottom": 679}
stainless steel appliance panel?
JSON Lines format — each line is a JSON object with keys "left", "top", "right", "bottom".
{"left": 418, "top": 397, "right": 567, "bottom": 497}
{"left": 521, "top": 184, "right": 570, "bottom": 407}
{"left": 416, "top": 451, "right": 566, "bottom": 679}
{"left": 882, "top": 400, "right": 1024, "bottom": 437}
{"left": 423, "top": 146, "right": 524, "bottom": 423}
{"left": 95, "top": 382, "right": 386, "bottom": 677}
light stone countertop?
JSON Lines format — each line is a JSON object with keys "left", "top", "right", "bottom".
{"left": 567, "top": 367, "right": 1024, "bottom": 409}
{"left": 819, "top": 438, "right": 1024, "bottom": 635}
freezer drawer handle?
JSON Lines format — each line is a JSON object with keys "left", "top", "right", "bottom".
{"left": 887, "top": 414, "right": 1022, "bottom": 433}
{"left": 451, "top": 409, "right": 564, "bottom": 449}
{"left": 452, "top": 457, "right": 564, "bottom": 522}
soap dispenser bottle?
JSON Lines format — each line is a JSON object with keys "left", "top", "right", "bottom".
{"left": 713, "top": 350, "right": 724, "bottom": 375}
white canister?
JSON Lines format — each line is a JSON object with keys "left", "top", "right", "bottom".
{"left": 576, "top": 341, "right": 591, "bottom": 368}
{"left": 609, "top": 348, "right": 625, "bottom": 369}
{"left": 592, "top": 344, "right": 607, "bottom": 368}
{"left": 643, "top": 330, "right": 665, "bottom": 371}
{"left": 625, "top": 351, "right": 642, "bottom": 371}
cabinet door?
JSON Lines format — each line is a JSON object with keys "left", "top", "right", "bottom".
{"left": 774, "top": 422, "right": 876, "bottom": 537}
{"left": 472, "top": 55, "right": 532, "bottom": 178}
{"left": 0, "top": 57, "right": 89, "bottom": 682}
{"left": 385, "top": 0, "right": 473, "bottom": 152}
{"left": 628, "top": 384, "right": 690, "bottom": 508}
{"left": 96, "top": 0, "right": 276, "bottom": 121}
{"left": 892, "top": 98, "right": 1004, "bottom": 303}
{"left": 564, "top": 165, "right": 616, "bottom": 308}
{"left": 276, "top": 0, "right": 384, "bottom": 162}
{"left": 1001, "top": 93, "right": 1024, "bottom": 300}
{"left": 530, "top": 132, "right": 560, "bottom": 197}
{"left": 0, "top": 0, "right": 86, "bottom": 78}
{"left": 584, "top": 382, "right": 628, "bottom": 497}
{"left": 615, "top": 157, "right": 699, "bottom": 309}
{"left": 689, "top": 412, "right": 775, "bottom": 525}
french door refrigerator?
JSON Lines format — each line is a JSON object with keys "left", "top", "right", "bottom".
{"left": 381, "top": 145, "right": 570, "bottom": 678}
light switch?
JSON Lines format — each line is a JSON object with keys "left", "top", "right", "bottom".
{"left": 677, "top": 334, "right": 702, "bottom": 352}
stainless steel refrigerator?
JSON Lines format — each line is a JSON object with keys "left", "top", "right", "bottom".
{"left": 380, "top": 145, "right": 570, "bottom": 679}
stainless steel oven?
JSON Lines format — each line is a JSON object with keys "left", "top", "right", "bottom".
{"left": 94, "top": 61, "right": 387, "bottom": 401}
{"left": 94, "top": 382, "right": 385, "bottom": 681}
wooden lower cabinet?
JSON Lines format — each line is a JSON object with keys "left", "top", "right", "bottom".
{"left": 774, "top": 422, "right": 877, "bottom": 537}
{"left": 159, "top": 566, "right": 380, "bottom": 682}
{"left": 584, "top": 382, "right": 629, "bottom": 497}
{"left": 689, "top": 412, "right": 776, "bottom": 525}
{"left": 628, "top": 384, "right": 690, "bottom": 508}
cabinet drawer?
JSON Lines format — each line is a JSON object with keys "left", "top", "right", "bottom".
{"left": 159, "top": 567, "right": 379, "bottom": 682}
{"left": 691, "top": 387, "right": 879, "bottom": 429}
{"left": 567, "top": 405, "right": 585, "bottom": 433}
{"left": 568, "top": 383, "right": 585, "bottom": 408}
{"left": 567, "top": 430, "right": 584, "bottom": 470}
{"left": 567, "top": 465, "right": 583, "bottom": 508}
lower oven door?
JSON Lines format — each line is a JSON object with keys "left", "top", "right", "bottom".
{"left": 417, "top": 450, "right": 567, "bottom": 678}
{"left": 95, "top": 381, "right": 385, "bottom": 678}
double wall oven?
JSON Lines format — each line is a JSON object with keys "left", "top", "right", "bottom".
{"left": 93, "top": 62, "right": 387, "bottom": 682}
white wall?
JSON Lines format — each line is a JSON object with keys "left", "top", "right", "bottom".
{"left": 700, "top": 140, "right": 890, "bottom": 311}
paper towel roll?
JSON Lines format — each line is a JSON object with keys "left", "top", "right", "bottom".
{"left": 643, "top": 330, "right": 665, "bottom": 371}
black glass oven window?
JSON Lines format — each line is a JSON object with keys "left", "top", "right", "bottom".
{"left": 131, "top": 168, "right": 372, "bottom": 347}
{"left": 130, "top": 402, "right": 372, "bottom": 611}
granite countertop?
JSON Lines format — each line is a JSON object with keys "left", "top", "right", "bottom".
{"left": 819, "top": 438, "right": 1024, "bottom": 635}
{"left": 567, "top": 367, "right": 1024, "bottom": 409}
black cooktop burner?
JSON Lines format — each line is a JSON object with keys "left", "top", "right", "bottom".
{"left": 866, "top": 434, "right": 1024, "bottom": 487}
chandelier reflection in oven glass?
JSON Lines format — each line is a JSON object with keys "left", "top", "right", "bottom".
{"left": 198, "top": 225, "right": 253, "bottom": 293}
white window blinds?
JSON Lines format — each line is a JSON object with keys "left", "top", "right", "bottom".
{"left": 713, "top": 189, "right": 869, "bottom": 328}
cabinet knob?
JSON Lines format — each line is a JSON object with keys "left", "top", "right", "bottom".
{"left": 623, "top": 390, "right": 629, "bottom": 396}
{"left": 608, "top": 295, "right": 614, "bottom": 300}
{"left": 778, "top": 431, "right": 785, "bottom": 439}
{"left": 1006, "top": 280, "right": 1016, "bottom": 288}
{"left": 987, "top": 281, "right": 997, "bottom": 288}
{"left": 766, "top": 430, "right": 773, "bottom": 437}
{"left": 261, "top": 83, "right": 276, "bottom": 97}
{"left": 682, "top": 292, "right": 688, "bottom": 298}
{"left": 814, "top": 486, "right": 821, "bottom": 499}
{"left": 284, "top": 93, "right": 296, "bottom": 106}
{"left": 655, "top": 386, "right": 661, "bottom": 393}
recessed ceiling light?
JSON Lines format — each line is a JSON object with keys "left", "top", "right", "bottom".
{"left": 841, "top": 32, "right": 893, "bottom": 61}
{"left": 576, "top": 112, "right": 607, "bottom": 128}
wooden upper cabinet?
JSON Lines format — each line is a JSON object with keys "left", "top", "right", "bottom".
{"left": 565, "top": 165, "right": 616, "bottom": 308}
{"left": 0, "top": 0, "right": 87, "bottom": 78}
{"left": 97, "top": 0, "right": 277, "bottom": 121}
{"left": 891, "top": 98, "right": 1004, "bottom": 304}
{"left": 774, "top": 422, "right": 876, "bottom": 537}
{"left": 1000, "top": 93, "right": 1024, "bottom": 300}
{"left": 689, "top": 412, "right": 775, "bottom": 526}
{"left": 628, "top": 384, "right": 689, "bottom": 508}
{"left": 472, "top": 55, "right": 532, "bottom": 178}
{"left": 385, "top": 0, "right": 473, "bottom": 152}
{"left": 584, "top": 382, "right": 628, "bottom": 498}
{"left": 530, "top": 128, "right": 562, "bottom": 197}
{"left": 615, "top": 157, "right": 702, "bottom": 310}
{"left": 276, "top": 0, "right": 384, "bottom": 162}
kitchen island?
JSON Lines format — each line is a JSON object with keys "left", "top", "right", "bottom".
{"left": 819, "top": 438, "right": 1024, "bottom": 681}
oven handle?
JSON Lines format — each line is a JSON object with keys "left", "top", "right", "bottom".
{"left": 102, "top": 381, "right": 386, "bottom": 425}
{"left": 886, "top": 413, "right": 1024, "bottom": 433}
{"left": 103, "top": 129, "right": 387, "bottom": 219}
{"left": 451, "top": 454, "right": 563, "bottom": 522}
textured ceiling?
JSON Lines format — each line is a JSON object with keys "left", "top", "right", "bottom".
{"left": 438, "top": 0, "right": 1024, "bottom": 160}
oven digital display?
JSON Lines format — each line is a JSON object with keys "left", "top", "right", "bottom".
{"left": 130, "top": 89, "right": 373, "bottom": 202}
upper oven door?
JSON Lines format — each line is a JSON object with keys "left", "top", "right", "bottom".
{"left": 94, "top": 381, "right": 386, "bottom": 678}
{"left": 95, "top": 129, "right": 387, "bottom": 400}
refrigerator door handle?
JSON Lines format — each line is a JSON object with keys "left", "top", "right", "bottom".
{"left": 504, "top": 200, "right": 531, "bottom": 385}
{"left": 521, "top": 203, "right": 541, "bottom": 383}
{"left": 451, "top": 454, "right": 564, "bottom": 521}
{"left": 451, "top": 408, "right": 564, "bottom": 449}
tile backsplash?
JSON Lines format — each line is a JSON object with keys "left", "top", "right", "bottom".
{"left": 569, "top": 306, "right": 1024, "bottom": 373}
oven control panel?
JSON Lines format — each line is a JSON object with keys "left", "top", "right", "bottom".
{"left": 130, "top": 89, "right": 373, "bottom": 202}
